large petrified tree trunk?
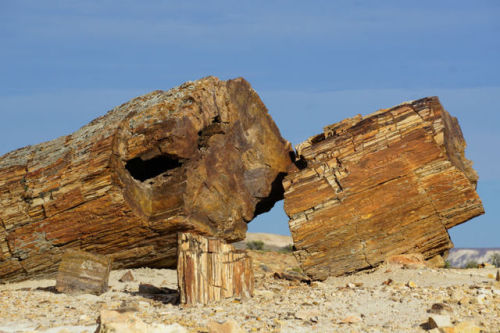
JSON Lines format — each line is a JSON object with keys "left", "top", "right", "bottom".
{"left": 284, "top": 97, "right": 484, "bottom": 280}
{"left": 0, "top": 76, "right": 293, "bottom": 282}
{"left": 177, "top": 232, "right": 253, "bottom": 304}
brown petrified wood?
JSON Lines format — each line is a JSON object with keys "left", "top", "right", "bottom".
{"left": 283, "top": 97, "right": 484, "bottom": 280}
{"left": 0, "top": 76, "right": 292, "bottom": 282}
{"left": 177, "top": 232, "right": 254, "bottom": 305}
{"left": 55, "top": 249, "right": 112, "bottom": 295}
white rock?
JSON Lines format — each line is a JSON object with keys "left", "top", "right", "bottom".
{"left": 96, "top": 310, "right": 187, "bottom": 333}
{"left": 428, "top": 314, "right": 452, "bottom": 328}
{"left": 207, "top": 320, "right": 245, "bottom": 333}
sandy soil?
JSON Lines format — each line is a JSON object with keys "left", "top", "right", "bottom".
{"left": 0, "top": 249, "right": 499, "bottom": 333}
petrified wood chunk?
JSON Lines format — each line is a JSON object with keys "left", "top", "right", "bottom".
{"left": 283, "top": 97, "right": 484, "bottom": 280}
{"left": 0, "top": 76, "right": 292, "bottom": 282}
{"left": 55, "top": 249, "right": 112, "bottom": 295}
{"left": 177, "top": 232, "right": 254, "bottom": 304}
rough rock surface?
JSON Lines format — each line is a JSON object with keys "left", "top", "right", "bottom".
{"left": 0, "top": 76, "right": 292, "bottom": 282}
{"left": 283, "top": 97, "right": 484, "bottom": 280}
{"left": 55, "top": 249, "right": 113, "bottom": 296}
{"left": 0, "top": 250, "right": 499, "bottom": 332}
{"left": 177, "top": 233, "right": 253, "bottom": 305}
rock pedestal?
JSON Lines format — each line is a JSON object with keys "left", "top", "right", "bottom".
{"left": 177, "top": 232, "right": 254, "bottom": 305}
{"left": 0, "top": 76, "right": 292, "bottom": 282}
{"left": 284, "top": 97, "right": 484, "bottom": 280}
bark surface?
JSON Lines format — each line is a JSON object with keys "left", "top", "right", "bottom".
{"left": 0, "top": 76, "right": 292, "bottom": 282}
{"left": 284, "top": 97, "right": 484, "bottom": 280}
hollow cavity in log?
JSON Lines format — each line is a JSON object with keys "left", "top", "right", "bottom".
{"left": 125, "top": 154, "right": 183, "bottom": 182}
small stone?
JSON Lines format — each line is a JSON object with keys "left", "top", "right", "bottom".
{"left": 382, "top": 278, "right": 393, "bottom": 286}
{"left": 458, "top": 297, "right": 470, "bottom": 305}
{"left": 341, "top": 315, "right": 362, "bottom": 324}
{"left": 119, "top": 271, "right": 135, "bottom": 282}
{"left": 310, "top": 281, "right": 324, "bottom": 288}
{"left": 428, "top": 314, "right": 452, "bottom": 329}
{"left": 207, "top": 319, "right": 245, "bottom": 333}
{"left": 428, "top": 303, "right": 453, "bottom": 314}
{"left": 346, "top": 283, "right": 356, "bottom": 288}
{"left": 452, "top": 321, "right": 482, "bottom": 333}
{"left": 496, "top": 270, "right": 500, "bottom": 282}
{"left": 406, "top": 281, "right": 417, "bottom": 288}
{"left": 426, "top": 254, "right": 446, "bottom": 268}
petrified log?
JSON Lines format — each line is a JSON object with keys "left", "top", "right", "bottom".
{"left": 0, "top": 76, "right": 293, "bottom": 282}
{"left": 177, "top": 232, "right": 254, "bottom": 304}
{"left": 55, "top": 249, "right": 112, "bottom": 295}
{"left": 283, "top": 97, "right": 484, "bottom": 280}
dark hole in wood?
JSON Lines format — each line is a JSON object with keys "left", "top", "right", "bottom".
{"left": 126, "top": 155, "right": 182, "bottom": 182}
{"left": 310, "top": 133, "right": 325, "bottom": 144}
{"left": 295, "top": 156, "right": 308, "bottom": 170}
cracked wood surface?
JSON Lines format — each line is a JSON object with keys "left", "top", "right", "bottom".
{"left": 283, "top": 97, "right": 484, "bottom": 280}
{"left": 177, "top": 232, "right": 254, "bottom": 305}
{"left": 0, "top": 76, "right": 292, "bottom": 282}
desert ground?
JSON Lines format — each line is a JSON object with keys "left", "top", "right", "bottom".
{"left": 0, "top": 234, "right": 499, "bottom": 333}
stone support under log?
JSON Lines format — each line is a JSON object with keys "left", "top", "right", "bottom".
{"left": 177, "top": 232, "right": 254, "bottom": 305}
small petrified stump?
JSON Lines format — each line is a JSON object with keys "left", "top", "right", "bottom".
{"left": 177, "top": 232, "right": 254, "bottom": 305}
{"left": 55, "top": 249, "right": 113, "bottom": 295}
{"left": 284, "top": 97, "right": 484, "bottom": 280}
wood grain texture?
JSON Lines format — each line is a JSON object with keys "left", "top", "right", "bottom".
{"left": 0, "top": 76, "right": 292, "bottom": 282}
{"left": 284, "top": 97, "right": 484, "bottom": 280}
{"left": 177, "top": 232, "right": 254, "bottom": 305}
{"left": 55, "top": 249, "right": 112, "bottom": 295}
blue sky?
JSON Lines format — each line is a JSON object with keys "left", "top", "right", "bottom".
{"left": 1, "top": 1, "right": 498, "bottom": 247}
